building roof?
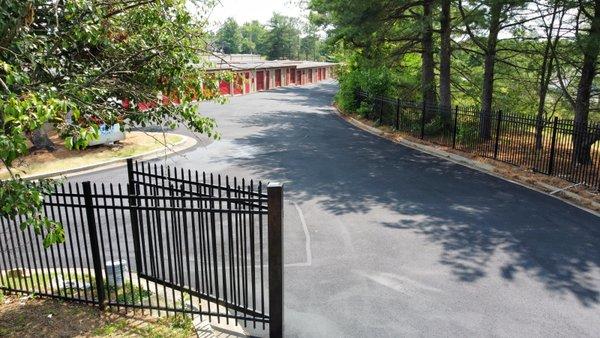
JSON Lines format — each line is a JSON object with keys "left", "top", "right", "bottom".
{"left": 203, "top": 54, "right": 336, "bottom": 71}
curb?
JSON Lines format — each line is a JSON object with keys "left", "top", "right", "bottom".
{"left": 330, "top": 106, "right": 600, "bottom": 218}
{"left": 11, "top": 133, "right": 198, "bottom": 181}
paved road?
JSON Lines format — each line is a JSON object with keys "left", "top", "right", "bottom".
{"left": 74, "top": 81, "right": 600, "bottom": 337}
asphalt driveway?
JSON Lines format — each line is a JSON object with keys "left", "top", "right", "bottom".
{"left": 73, "top": 81, "right": 600, "bottom": 337}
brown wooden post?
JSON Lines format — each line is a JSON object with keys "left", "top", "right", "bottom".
{"left": 268, "top": 182, "right": 284, "bottom": 338}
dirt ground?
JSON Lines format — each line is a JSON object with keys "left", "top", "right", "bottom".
{"left": 0, "top": 294, "right": 195, "bottom": 337}
{"left": 0, "top": 132, "right": 182, "bottom": 179}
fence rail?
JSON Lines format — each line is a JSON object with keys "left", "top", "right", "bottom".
{"left": 356, "top": 91, "right": 600, "bottom": 190}
{"left": 0, "top": 160, "right": 284, "bottom": 337}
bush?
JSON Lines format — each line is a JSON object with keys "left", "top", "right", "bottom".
{"left": 335, "top": 63, "right": 398, "bottom": 114}
{"left": 356, "top": 101, "right": 374, "bottom": 118}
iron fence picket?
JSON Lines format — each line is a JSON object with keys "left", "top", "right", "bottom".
{"left": 354, "top": 91, "right": 600, "bottom": 190}
{"left": 0, "top": 160, "right": 278, "bottom": 333}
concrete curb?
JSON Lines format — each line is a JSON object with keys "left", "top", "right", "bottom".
{"left": 11, "top": 133, "right": 198, "bottom": 181}
{"left": 330, "top": 106, "right": 600, "bottom": 218}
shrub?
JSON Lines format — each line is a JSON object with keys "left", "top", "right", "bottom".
{"left": 356, "top": 101, "right": 374, "bottom": 118}
{"left": 335, "top": 63, "right": 398, "bottom": 114}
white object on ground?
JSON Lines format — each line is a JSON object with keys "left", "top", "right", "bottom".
{"left": 88, "top": 123, "right": 125, "bottom": 146}
{"left": 105, "top": 260, "right": 128, "bottom": 287}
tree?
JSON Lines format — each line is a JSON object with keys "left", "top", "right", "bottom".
{"left": 459, "top": 0, "right": 532, "bottom": 139}
{"left": 0, "top": 0, "right": 221, "bottom": 246}
{"left": 300, "top": 23, "right": 320, "bottom": 60}
{"left": 571, "top": 0, "right": 600, "bottom": 164}
{"left": 314, "top": 0, "right": 600, "bottom": 169}
{"left": 439, "top": 0, "right": 453, "bottom": 126}
{"left": 264, "top": 13, "right": 301, "bottom": 60}
{"left": 240, "top": 20, "right": 268, "bottom": 55}
{"left": 216, "top": 17, "right": 242, "bottom": 54}
{"left": 421, "top": 0, "right": 438, "bottom": 120}
{"left": 534, "top": 0, "right": 564, "bottom": 150}
{"left": 310, "top": 0, "right": 437, "bottom": 107}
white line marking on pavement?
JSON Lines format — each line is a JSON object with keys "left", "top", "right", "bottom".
{"left": 209, "top": 200, "right": 313, "bottom": 269}
{"left": 285, "top": 201, "right": 312, "bottom": 268}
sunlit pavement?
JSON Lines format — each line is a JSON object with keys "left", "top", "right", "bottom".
{"left": 74, "top": 81, "right": 600, "bottom": 337}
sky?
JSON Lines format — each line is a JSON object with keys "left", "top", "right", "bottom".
{"left": 205, "top": 0, "right": 307, "bottom": 30}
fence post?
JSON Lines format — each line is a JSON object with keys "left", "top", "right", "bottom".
{"left": 379, "top": 96, "right": 384, "bottom": 125}
{"left": 395, "top": 98, "right": 400, "bottom": 130}
{"left": 126, "top": 159, "right": 143, "bottom": 273}
{"left": 420, "top": 101, "right": 426, "bottom": 139}
{"left": 82, "top": 181, "right": 106, "bottom": 310}
{"left": 452, "top": 105, "right": 459, "bottom": 149}
{"left": 493, "top": 110, "right": 502, "bottom": 159}
{"left": 268, "top": 182, "right": 284, "bottom": 338}
{"left": 548, "top": 116, "right": 559, "bottom": 175}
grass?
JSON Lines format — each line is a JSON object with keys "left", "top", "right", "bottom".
{"left": 113, "top": 282, "right": 152, "bottom": 304}
{"left": 2, "top": 271, "right": 157, "bottom": 306}
{"left": 1, "top": 271, "right": 95, "bottom": 296}
{"left": 0, "top": 294, "right": 196, "bottom": 337}
{"left": 93, "top": 315, "right": 194, "bottom": 337}
{"left": 0, "top": 132, "right": 183, "bottom": 179}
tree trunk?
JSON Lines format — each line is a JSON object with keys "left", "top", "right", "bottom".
{"left": 439, "top": 0, "right": 452, "bottom": 127}
{"left": 421, "top": 0, "right": 437, "bottom": 122}
{"left": 535, "top": 2, "right": 560, "bottom": 150}
{"left": 479, "top": 1, "right": 502, "bottom": 140}
{"left": 29, "top": 127, "right": 56, "bottom": 151}
{"left": 572, "top": 0, "right": 600, "bottom": 165}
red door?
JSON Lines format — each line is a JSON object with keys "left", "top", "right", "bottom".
{"left": 266, "top": 71, "right": 270, "bottom": 89}
{"left": 256, "top": 71, "right": 264, "bottom": 91}
{"left": 275, "top": 69, "right": 281, "bottom": 87}
{"left": 308, "top": 69, "right": 312, "bottom": 83}
{"left": 234, "top": 74, "right": 243, "bottom": 95}
{"left": 297, "top": 70, "right": 302, "bottom": 85}
{"left": 219, "top": 80, "right": 230, "bottom": 95}
{"left": 244, "top": 72, "right": 251, "bottom": 93}
{"left": 290, "top": 69, "right": 296, "bottom": 84}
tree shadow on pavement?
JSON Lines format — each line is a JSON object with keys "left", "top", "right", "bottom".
{"left": 225, "top": 85, "right": 600, "bottom": 307}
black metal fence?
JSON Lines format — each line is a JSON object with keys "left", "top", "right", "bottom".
{"left": 357, "top": 91, "right": 600, "bottom": 190}
{"left": 0, "top": 160, "right": 284, "bottom": 337}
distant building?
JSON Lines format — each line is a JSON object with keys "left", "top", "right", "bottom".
{"left": 204, "top": 54, "right": 336, "bottom": 95}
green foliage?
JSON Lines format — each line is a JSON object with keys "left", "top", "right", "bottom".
{"left": 113, "top": 283, "right": 152, "bottom": 304}
{"left": 300, "top": 23, "right": 325, "bottom": 61}
{"left": 216, "top": 17, "right": 243, "bottom": 54}
{"left": 0, "top": 0, "right": 222, "bottom": 245}
{"left": 0, "top": 178, "right": 63, "bottom": 247}
{"left": 335, "top": 58, "right": 399, "bottom": 113}
{"left": 213, "top": 14, "right": 329, "bottom": 61}
{"left": 311, "top": 0, "right": 600, "bottom": 122}
{"left": 160, "top": 314, "right": 194, "bottom": 331}
{"left": 265, "top": 13, "right": 301, "bottom": 60}
{"left": 240, "top": 20, "right": 268, "bottom": 55}
{"left": 356, "top": 101, "right": 374, "bottom": 118}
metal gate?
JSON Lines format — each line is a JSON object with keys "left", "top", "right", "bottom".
{"left": 0, "top": 160, "right": 284, "bottom": 337}
{"left": 127, "top": 160, "right": 282, "bottom": 329}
